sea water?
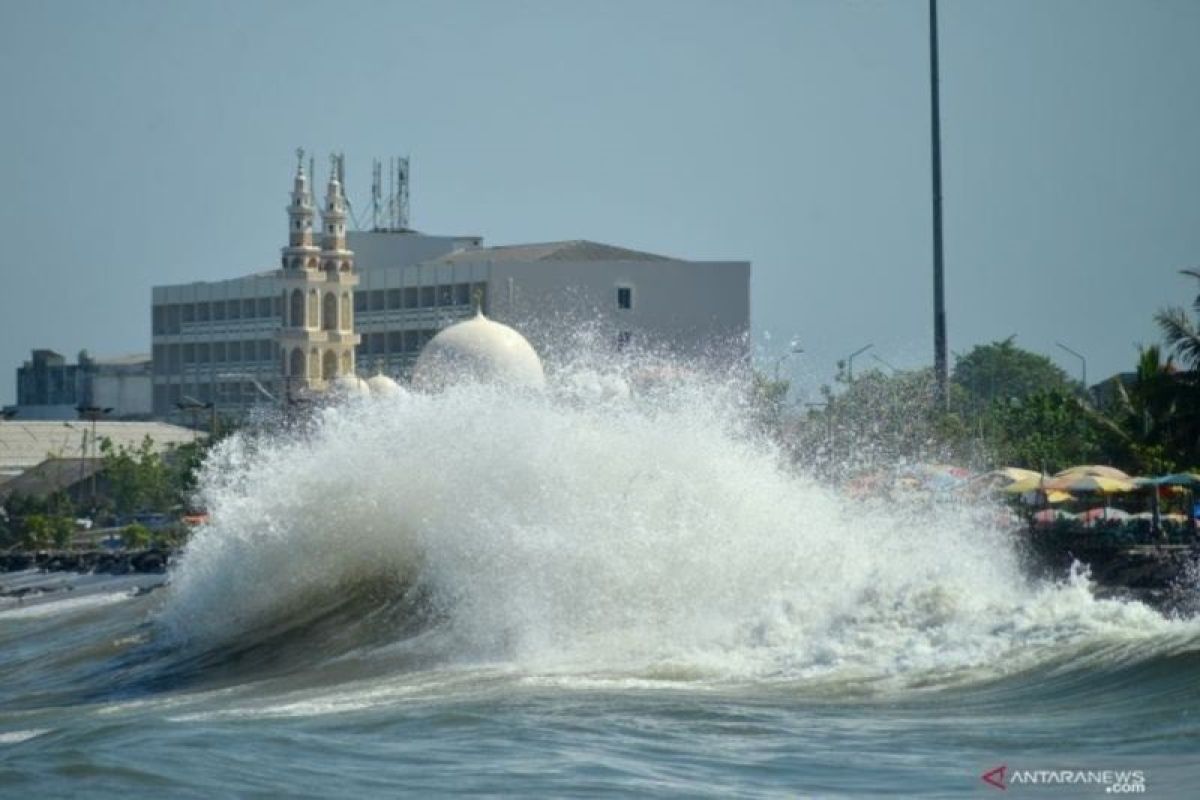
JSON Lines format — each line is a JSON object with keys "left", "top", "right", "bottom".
{"left": 1, "top": 367, "right": 1197, "bottom": 797}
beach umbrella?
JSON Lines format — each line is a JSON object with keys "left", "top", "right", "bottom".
{"left": 1003, "top": 474, "right": 1050, "bottom": 494}
{"left": 1054, "top": 465, "right": 1132, "bottom": 481}
{"left": 1149, "top": 472, "right": 1200, "bottom": 487}
{"left": 1043, "top": 474, "right": 1137, "bottom": 494}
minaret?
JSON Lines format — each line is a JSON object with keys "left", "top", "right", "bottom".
{"left": 276, "top": 149, "right": 360, "bottom": 397}
{"left": 317, "top": 154, "right": 360, "bottom": 381}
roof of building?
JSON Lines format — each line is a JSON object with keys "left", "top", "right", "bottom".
{"left": 0, "top": 421, "right": 198, "bottom": 477}
{"left": 91, "top": 353, "right": 150, "bottom": 366}
{"left": 436, "top": 240, "right": 675, "bottom": 264}
{"left": 0, "top": 458, "right": 105, "bottom": 502}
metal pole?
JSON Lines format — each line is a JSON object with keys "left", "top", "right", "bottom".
{"left": 930, "top": 0, "right": 948, "bottom": 409}
{"left": 847, "top": 344, "right": 873, "bottom": 382}
{"left": 1055, "top": 341, "right": 1087, "bottom": 392}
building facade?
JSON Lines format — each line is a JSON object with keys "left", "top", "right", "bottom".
{"left": 150, "top": 155, "right": 749, "bottom": 421}
{"left": 13, "top": 350, "right": 152, "bottom": 420}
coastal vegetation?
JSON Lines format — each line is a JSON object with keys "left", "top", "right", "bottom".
{"left": 784, "top": 271, "right": 1200, "bottom": 478}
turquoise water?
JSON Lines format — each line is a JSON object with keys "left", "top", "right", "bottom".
{"left": 2, "top": 376, "right": 1198, "bottom": 797}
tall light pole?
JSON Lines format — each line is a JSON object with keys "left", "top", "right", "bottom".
{"left": 847, "top": 343, "right": 874, "bottom": 382}
{"left": 773, "top": 341, "right": 805, "bottom": 381}
{"left": 930, "top": 0, "right": 948, "bottom": 409}
{"left": 871, "top": 353, "right": 899, "bottom": 374}
{"left": 1056, "top": 341, "right": 1087, "bottom": 393}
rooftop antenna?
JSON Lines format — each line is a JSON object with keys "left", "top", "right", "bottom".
{"left": 371, "top": 159, "right": 383, "bottom": 230}
{"left": 396, "top": 156, "right": 410, "bottom": 230}
{"left": 388, "top": 157, "right": 395, "bottom": 229}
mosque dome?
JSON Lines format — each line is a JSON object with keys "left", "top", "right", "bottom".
{"left": 331, "top": 373, "right": 371, "bottom": 398}
{"left": 412, "top": 311, "right": 545, "bottom": 391}
{"left": 366, "top": 373, "right": 402, "bottom": 397}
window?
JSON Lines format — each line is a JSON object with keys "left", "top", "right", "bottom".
{"left": 355, "top": 341, "right": 366, "bottom": 358}
{"left": 404, "top": 287, "right": 419, "bottom": 309}
{"left": 388, "top": 331, "right": 403, "bottom": 353}
{"left": 404, "top": 330, "right": 419, "bottom": 352}
{"left": 213, "top": 342, "right": 226, "bottom": 363}
{"left": 228, "top": 341, "right": 241, "bottom": 362}
{"left": 387, "top": 289, "right": 402, "bottom": 309}
{"left": 371, "top": 333, "right": 385, "bottom": 354}
{"left": 617, "top": 331, "right": 632, "bottom": 352}
{"left": 197, "top": 302, "right": 211, "bottom": 322}
{"left": 182, "top": 343, "right": 195, "bottom": 364}
{"left": 258, "top": 297, "right": 272, "bottom": 318}
{"left": 213, "top": 301, "right": 226, "bottom": 321}
{"left": 420, "top": 286, "right": 436, "bottom": 308}
{"left": 617, "top": 287, "right": 632, "bottom": 310}
{"left": 438, "top": 285, "right": 454, "bottom": 306}
{"left": 166, "top": 305, "right": 181, "bottom": 334}
{"left": 259, "top": 340, "right": 273, "bottom": 362}
{"left": 370, "top": 290, "right": 385, "bottom": 311}
{"left": 181, "top": 304, "right": 195, "bottom": 323}
{"left": 243, "top": 299, "right": 256, "bottom": 318}
{"left": 196, "top": 343, "right": 210, "bottom": 363}
{"left": 152, "top": 306, "right": 165, "bottom": 335}
{"left": 354, "top": 292, "right": 367, "bottom": 312}
{"left": 455, "top": 283, "right": 471, "bottom": 305}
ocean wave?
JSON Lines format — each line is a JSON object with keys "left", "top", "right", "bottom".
{"left": 155, "top": 365, "right": 1200, "bottom": 696}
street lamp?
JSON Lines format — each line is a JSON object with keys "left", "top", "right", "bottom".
{"left": 871, "top": 353, "right": 899, "bottom": 374}
{"left": 1055, "top": 341, "right": 1087, "bottom": 392}
{"left": 75, "top": 405, "right": 111, "bottom": 506}
{"left": 846, "top": 343, "right": 874, "bottom": 382}
{"left": 772, "top": 340, "right": 805, "bottom": 381}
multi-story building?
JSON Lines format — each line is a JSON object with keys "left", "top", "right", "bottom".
{"left": 12, "top": 349, "right": 152, "bottom": 420}
{"left": 150, "top": 154, "right": 750, "bottom": 420}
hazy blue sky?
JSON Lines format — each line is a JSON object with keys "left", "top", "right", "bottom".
{"left": 2, "top": 0, "right": 1198, "bottom": 404}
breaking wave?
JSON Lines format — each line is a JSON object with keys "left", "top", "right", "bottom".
{"left": 156, "top": 364, "right": 1200, "bottom": 695}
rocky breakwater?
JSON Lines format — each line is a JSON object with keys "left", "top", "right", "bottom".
{"left": 1026, "top": 534, "right": 1199, "bottom": 613}
{"left": 0, "top": 548, "right": 173, "bottom": 575}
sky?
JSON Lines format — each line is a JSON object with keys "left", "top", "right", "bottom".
{"left": 2, "top": 0, "right": 1198, "bottom": 405}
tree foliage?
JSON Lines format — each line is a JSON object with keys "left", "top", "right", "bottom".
{"left": 951, "top": 336, "right": 1075, "bottom": 411}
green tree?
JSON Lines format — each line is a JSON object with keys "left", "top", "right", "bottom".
{"left": 122, "top": 522, "right": 151, "bottom": 549}
{"left": 984, "top": 390, "right": 1103, "bottom": 473}
{"left": 952, "top": 337, "right": 1075, "bottom": 412}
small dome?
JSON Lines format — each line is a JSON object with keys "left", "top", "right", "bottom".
{"left": 413, "top": 311, "right": 545, "bottom": 391}
{"left": 367, "top": 373, "right": 402, "bottom": 397}
{"left": 331, "top": 373, "right": 371, "bottom": 397}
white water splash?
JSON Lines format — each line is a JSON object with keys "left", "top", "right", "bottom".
{"left": 158, "top": 365, "right": 1199, "bottom": 690}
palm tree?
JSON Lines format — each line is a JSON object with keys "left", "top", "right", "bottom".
{"left": 1156, "top": 269, "right": 1200, "bottom": 368}
{"left": 1154, "top": 270, "right": 1200, "bottom": 466}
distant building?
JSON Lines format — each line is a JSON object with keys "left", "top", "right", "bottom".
{"left": 149, "top": 153, "right": 750, "bottom": 420}
{"left": 0, "top": 420, "right": 196, "bottom": 483}
{"left": 12, "top": 350, "right": 152, "bottom": 420}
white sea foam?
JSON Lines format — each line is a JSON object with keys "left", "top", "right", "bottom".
{"left": 157, "top": 362, "right": 1200, "bottom": 691}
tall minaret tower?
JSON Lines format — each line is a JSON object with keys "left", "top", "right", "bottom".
{"left": 276, "top": 150, "right": 359, "bottom": 397}
{"left": 318, "top": 153, "right": 360, "bottom": 380}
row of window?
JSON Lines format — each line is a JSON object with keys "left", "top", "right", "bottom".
{"left": 154, "top": 381, "right": 274, "bottom": 409}
{"left": 152, "top": 340, "right": 278, "bottom": 373}
{"left": 152, "top": 282, "right": 489, "bottom": 336}
{"left": 355, "top": 329, "right": 438, "bottom": 357}
{"left": 355, "top": 282, "right": 486, "bottom": 313}
{"left": 154, "top": 297, "right": 282, "bottom": 334}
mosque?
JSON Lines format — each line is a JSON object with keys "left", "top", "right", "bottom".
{"left": 149, "top": 153, "right": 749, "bottom": 419}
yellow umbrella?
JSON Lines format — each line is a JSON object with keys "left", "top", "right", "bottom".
{"left": 1003, "top": 475, "right": 1050, "bottom": 494}
{"left": 1054, "top": 465, "right": 1132, "bottom": 481}
{"left": 1045, "top": 490, "right": 1073, "bottom": 504}
{"left": 1043, "top": 474, "right": 1136, "bottom": 494}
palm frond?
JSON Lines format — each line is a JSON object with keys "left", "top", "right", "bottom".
{"left": 1156, "top": 307, "right": 1200, "bottom": 368}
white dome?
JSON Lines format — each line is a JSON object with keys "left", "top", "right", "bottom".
{"left": 366, "top": 373, "right": 402, "bottom": 397}
{"left": 413, "top": 311, "right": 545, "bottom": 391}
{"left": 331, "top": 373, "right": 371, "bottom": 397}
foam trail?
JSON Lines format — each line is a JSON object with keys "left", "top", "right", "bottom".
{"left": 158, "top": 366, "right": 1199, "bottom": 691}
